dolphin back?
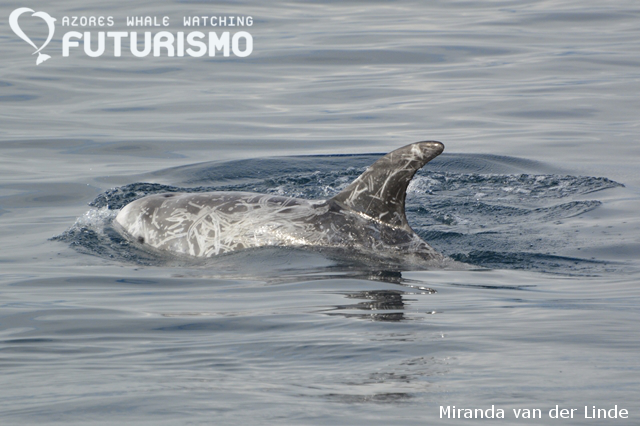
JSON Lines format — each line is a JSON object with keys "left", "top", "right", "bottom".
{"left": 330, "top": 141, "right": 443, "bottom": 232}
{"left": 112, "top": 141, "right": 448, "bottom": 263}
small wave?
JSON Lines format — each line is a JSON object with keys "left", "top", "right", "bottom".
{"left": 451, "top": 251, "right": 616, "bottom": 275}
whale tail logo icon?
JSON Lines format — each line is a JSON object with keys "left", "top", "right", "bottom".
{"left": 9, "top": 8, "right": 56, "bottom": 65}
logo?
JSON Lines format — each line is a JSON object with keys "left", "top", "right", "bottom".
{"left": 8, "top": 10, "right": 254, "bottom": 65}
{"left": 9, "top": 7, "right": 57, "bottom": 65}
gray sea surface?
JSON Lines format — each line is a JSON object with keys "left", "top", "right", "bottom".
{"left": 1, "top": 0, "right": 639, "bottom": 425}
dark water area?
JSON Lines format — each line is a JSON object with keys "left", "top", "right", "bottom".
{"left": 1, "top": 0, "right": 639, "bottom": 425}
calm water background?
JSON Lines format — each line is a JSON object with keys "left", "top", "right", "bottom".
{"left": 1, "top": 0, "right": 639, "bottom": 424}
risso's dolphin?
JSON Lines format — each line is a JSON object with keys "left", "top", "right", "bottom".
{"left": 114, "top": 141, "right": 447, "bottom": 263}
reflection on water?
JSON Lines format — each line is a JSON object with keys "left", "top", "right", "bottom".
{"left": 321, "top": 271, "right": 438, "bottom": 322}
{"left": 330, "top": 290, "right": 414, "bottom": 322}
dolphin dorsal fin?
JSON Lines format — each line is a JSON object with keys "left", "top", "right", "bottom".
{"left": 330, "top": 141, "right": 444, "bottom": 231}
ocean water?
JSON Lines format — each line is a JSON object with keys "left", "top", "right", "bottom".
{"left": 1, "top": 0, "right": 639, "bottom": 425}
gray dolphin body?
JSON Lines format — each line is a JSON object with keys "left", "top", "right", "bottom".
{"left": 114, "top": 141, "right": 446, "bottom": 262}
